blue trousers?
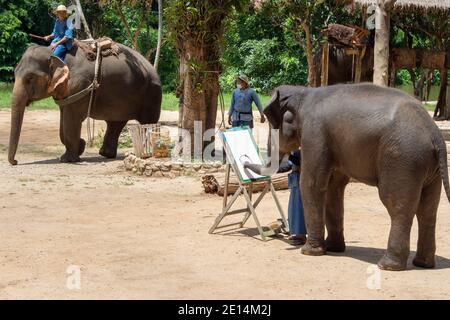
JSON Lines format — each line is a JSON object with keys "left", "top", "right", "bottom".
{"left": 287, "top": 171, "right": 307, "bottom": 235}
{"left": 53, "top": 44, "right": 68, "bottom": 63}
{"left": 232, "top": 120, "right": 254, "bottom": 129}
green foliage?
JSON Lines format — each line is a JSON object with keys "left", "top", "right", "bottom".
{"left": 221, "top": 7, "right": 310, "bottom": 93}
{"left": 0, "top": 83, "right": 183, "bottom": 111}
{"left": 0, "top": 0, "right": 42, "bottom": 81}
{"left": 85, "top": 0, "right": 178, "bottom": 91}
{"left": 2, "top": 0, "right": 449, "bottom": 97}
{"left": 165, "top": 0, "right": 248, "bottom": 93}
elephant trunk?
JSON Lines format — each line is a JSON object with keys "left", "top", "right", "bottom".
{"left": 8, "top": 78, "right": 28, "bottom": 166}
{"left": 243, "top": 151, "right": 283, "bottom": 176}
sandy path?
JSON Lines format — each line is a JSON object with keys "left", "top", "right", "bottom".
{"left": 1, "top": 110, "right": 450, "bottom": 299}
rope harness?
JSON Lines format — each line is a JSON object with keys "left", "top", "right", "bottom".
{"left": 86, "top": 43, "right": 102, "bottom": 144}
{"left": 54, "top": 40, "right": 104, "bottom": 145}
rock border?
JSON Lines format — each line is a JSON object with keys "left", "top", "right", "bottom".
{"left": 123, "top": 153, "right": 225, "bottom": 178}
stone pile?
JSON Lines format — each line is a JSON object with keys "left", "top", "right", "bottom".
{"left": 123, "top": 153, "right": 225, "bottom": 178}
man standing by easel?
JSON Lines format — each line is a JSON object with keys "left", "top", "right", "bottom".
{"left": 228, "top": 74, "right": 266, "bottom": 128}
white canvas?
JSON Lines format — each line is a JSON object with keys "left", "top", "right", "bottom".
{"left": 222, "top": 129, "right": 267, "bottom": 182}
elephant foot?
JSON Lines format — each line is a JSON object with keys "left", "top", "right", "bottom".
{"left": 60, "top": 152, "right": 81, "bottom": 163}
{"left": 413, "top": 256, "right": 435, "bottom": 269}
{"left": 301, "top": 240, "right": 326, "bottom": 256}
{"left": 377, "top": 254, "right": 407, "bottom": 271}
{"left": 99, "top": 147, "right": 117, "bottom": 159}
{"left": 325, "top": 238, "right": 346, "bottom": 252}
{"left": 79, "top": 139, "right": 86, "bottom": 156}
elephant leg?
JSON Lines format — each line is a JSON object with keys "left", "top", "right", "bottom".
{"left": 325, "top": 171, "right": 350, "bottom": 252}
{"left": 377, "top": 174, "right": 422, "bottom": 271}
{"left": 60, "top": 108, "right": 83, "bottom": 163}
{"left": 99, "top": 121, "right": 127, "bottom": 159}
{"left": 413, "top": 176, "right": 441, "bottom": 269}
{"left": 59, "top": 108, "right": 65, "bottom": 146}
{"left": 300, "top": 150, "right": 332, "bottom": 256}
{"left": 59, "top": 108, "right": 85, "bottom": 156}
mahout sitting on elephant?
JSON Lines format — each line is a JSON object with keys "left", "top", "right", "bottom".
{"left": 8, "top": 40, "right": 162, "bottom": 165}
{"left": 245, "top": 83, "right": 450, "bottom": 271}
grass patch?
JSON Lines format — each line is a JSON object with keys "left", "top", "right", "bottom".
{"left": 0, "top": 83, "right": 58, "bottom": 110}
{"left": 0, "top": 83, "right": 271, "bottom": 112}
{"left": 424, "top": 103, "right": 436, "bottom": 112}
{"left": 0, "top": 82, "right": 438, "bottom": 113}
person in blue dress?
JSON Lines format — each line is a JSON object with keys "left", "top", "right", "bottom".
{"left": 278, "top": 150, "right": 307, "bottom": 245}
{"left": 43, "top": 5, "right": 74, "bottom": 64}
{"left": 228, "top": 75, "right": 266, "bottom": 128}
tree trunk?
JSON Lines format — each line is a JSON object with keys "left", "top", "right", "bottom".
{"left": 178, "top": 41, "right": 220, "bottom": 159}
{"left": 436, "top": 69, "right": 448, "bottom": 119}
{"left": 179, "top": 43, "right": 220, "bottom": 161}
{"left": 154, "top": 0, "right": 163, "bottom": 71}
{"left": 302, "top": 22, "right": 317, "bottom": 87}
{"left": 373, "top": 0, "right": 396, "bottom": 86}
{"left": 407, "top": 68, "right": 419, "bottom": 97}
{"left": 447, "top": 81, "right": 450, "bottom": 120}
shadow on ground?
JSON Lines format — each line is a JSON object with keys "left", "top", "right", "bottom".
{"left": 213, "top": 227, "right": 450, "bottom": 271}
{"left": 19, "top": 154, "right": 125, "bottom": 166}
{"left": 329, "top": 245, "right": 450, "bottom": 271}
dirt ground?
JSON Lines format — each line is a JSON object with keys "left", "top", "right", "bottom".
{"left": 1, "top": 109, "right": 450, "bottom": 300}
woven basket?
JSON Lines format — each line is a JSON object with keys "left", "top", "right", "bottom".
{"left": 128, "top": 123, "right": 171, "bottom": 159}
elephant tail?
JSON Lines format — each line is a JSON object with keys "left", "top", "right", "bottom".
{"left": 435, "top": 137, "right": 450, "bottom": 203}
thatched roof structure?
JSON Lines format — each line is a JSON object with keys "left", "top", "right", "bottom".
{"left": 353, "top": 0, "right": 450, "bottom": 11}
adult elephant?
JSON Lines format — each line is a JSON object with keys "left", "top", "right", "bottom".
{"left": 246, "top": 83, "right": 450, "bottom": 271}
{"left": 8, "top": 43, "right": 162, "bottom": 165}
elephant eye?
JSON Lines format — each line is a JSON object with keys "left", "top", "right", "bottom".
{"left": 24, "top": 75, "right": 34, "bottom": 84}
{"left": 283, "top": 111, "right": 294, "bottom": 124}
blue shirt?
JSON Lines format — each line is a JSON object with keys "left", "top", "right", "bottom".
{"left": 228, "top": 88, "right": 264, "bottom": 122}
{"left": 51, "top": 19, "right": 73, "bottom": 49}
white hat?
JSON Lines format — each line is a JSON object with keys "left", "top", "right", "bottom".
{"left": 55, "top": 5, "right": 67, "bottom": 12}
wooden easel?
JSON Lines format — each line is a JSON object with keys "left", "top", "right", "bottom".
{"left": 209, "top": 130, "right": 289, "bottom": 241}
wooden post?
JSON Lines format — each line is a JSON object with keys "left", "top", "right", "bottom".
{"left": 373, "top": 0, "right": 396, "bottom": 86}
{"left": 222, "top": 164, "right": 231, "bottom": 208}
{"left": 354, "top": 46, "right": 366, "bottom": 83}
{"left": 445, "top": 78, "right": 450, "bottom": 120}
{"left": 321, "top": 42, "right": 329, "bottom": 86}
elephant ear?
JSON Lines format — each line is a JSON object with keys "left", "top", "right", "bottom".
{"left": 48, "top": 56, "right": 70, "bottom": 99}
{"left": 263, "top": 89, "right": 282, "bottom": 129}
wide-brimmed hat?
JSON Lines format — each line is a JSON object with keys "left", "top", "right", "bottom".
{"left": 236, "top": 74, "right": 250, "bottom": 85}
{"left": 54, "top": 5, "right": 68, "bottom": 13}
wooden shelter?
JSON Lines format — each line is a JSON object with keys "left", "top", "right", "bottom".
{"left": 353, "top": 0, "right": 450, "bottom": 11}
{"left": 353, "top": 0, "right": 450, "bottom": 86}
{"left": 321, "top": 0, "right": 450, "bottom": 118}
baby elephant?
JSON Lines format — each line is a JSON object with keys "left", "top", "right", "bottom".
{"left": 259, "top": 83, "right": 450, "bottom": 271}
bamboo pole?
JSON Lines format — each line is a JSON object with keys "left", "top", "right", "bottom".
{"left": 75, "top": 0, "right": 93, "bottom": 40}
{"left": 321, "top": 42, "right": 329, "bottom": 86}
